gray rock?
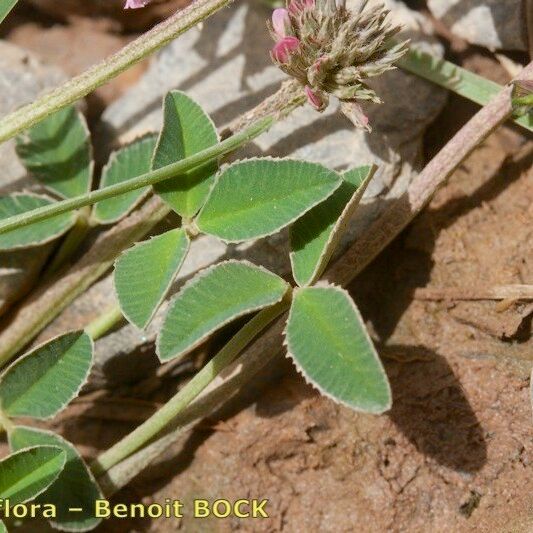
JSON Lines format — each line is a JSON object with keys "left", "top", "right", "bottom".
{"left": 0, "top": 42, "right": 66, "bottom": 315}
{"left": 55, "top": 0, "right": 447, "bottom": 386}
{"left": 427, "top": 0, "right": 528, "bottom": 51}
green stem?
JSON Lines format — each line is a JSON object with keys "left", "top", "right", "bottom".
{"left": 0, "top": 409, "right": 14, "bottom": 436}
{"left": 0, "top": 0, "right": 526, "bottom": 145}
{"left": 0, "top": 116, "right": 273, "bottom": 236}
{"left": 92, "top": 298, "right": 290, "bottom": 476}
{"left": 44, "top": 206, "right": 93, "bottom": 278}
{"left": 0, "top": 0, "right": 234, "bottom": 143}
{"left": 85, "top": 305, "right": 125, "bottom": 341}
{"left": 399, "top": 49, "right": 532, "bottom": 132}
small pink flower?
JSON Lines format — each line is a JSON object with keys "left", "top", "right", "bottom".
{"left": 124, "top": 0, "right": 149, "bottom": 9}
{"left": 272, "top": 8, "right": 292, "bottom": 38}
{"left": 271, "top": 36, "right": 300, "bottom": 64}
{"left": 305, "top": 86, "right": 327, "bottom": 111}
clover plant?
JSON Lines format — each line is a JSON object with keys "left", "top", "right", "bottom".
{"left": 0, "top": 0, "right": 529, "bottom": 530}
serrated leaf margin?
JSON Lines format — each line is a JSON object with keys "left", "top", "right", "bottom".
{"left": 156, "top": 259, "right": 290, "bottom": 362}
{"left": 0, "top": 330, "right": 94, "bottom": 420}
{"left": 283, "top": 283, "right": 392, "bottom": 414}
{"left": 290, "top": 164, "right": 377, "bottom": 286}
{"left": 112, "top": 228, "right": 191, "bottom": 330}
{"left": 195, "top": 156, "right": 343, "bottom": 244}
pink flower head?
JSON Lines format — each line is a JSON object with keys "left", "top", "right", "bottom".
{"left": 124, "top": 0, "right": 149, "bottom": 9}
{"left": 271, "top": 36, "right": 300, "bottom": 64}
{"left": 272, "top": 8, "right": 292, "bottom": 38}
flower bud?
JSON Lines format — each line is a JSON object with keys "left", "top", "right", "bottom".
{"left": 305, "top": 86, "right": 328, "bottom": 111}
{"left": 288, "top": 0, "right": 315, "bottom": 17}
{"left": 340, "top": 101, "right": 370, "bottom": 131}
{"left": 307, "top": 57, "right": 329, "bottom": 87}
{"left": 272, "top": 8, "right": 292, "bottom": 38}
{"left": 124, "top": 0, "right": 149, "bottom": 9}
{"left": 271, "top": 36, "right": 301, "bottom": 64}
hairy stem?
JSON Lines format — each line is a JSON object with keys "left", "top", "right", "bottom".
{"left": 328, "top": 59, "right": 533, "bottom": 287}
{"left": 2, "top": 47, "right": 529, "bottom": 239}
{"left": 0, "top": 0, "right": 526, "bottom": 147}
{"left": 92, "top": 298, "right": 290, "bottom": 476}
{"left": 99, "top": 343, "right": 285, "bottom": 495}
{"left": 0, "top": 117, "right": 274, "bottom": 236}
{"left": 100, "top": 60, "right": 533, "bottom": 493}
{"left": 0, "top": 0, "right": 234, "bottom": 144}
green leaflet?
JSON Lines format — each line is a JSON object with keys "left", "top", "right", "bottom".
{"left": 290, "top": 165, "right": 375, "bottom": 286}
{"left": 15, "top": 105, "right": 93, "bottom": 199}
{"left": 152, "top": 91, "right": 219, "bottom": 217}
{"left": 92, "top": 134, "right": 157, "bottom": 224}
{"left": 0, "top": 331, "right": 93, "bottom": 420}
{"left": 0, "top": 0, "right": 18, "bottom": 24}
{"left": 0, "top": 193, "right": 76, "bottom": 250}
{"left": 284, "top": 286, "right": 391, "bottom": 413}
{"left": 157, "top": 260, "right": 289, "bottom": 362}
{"left": 0, "top": 446, "right": 66, "bottom": 504}
{"left": 196, "top": 158, "right": 342, "bottom": 242}
{"left": 9, "top": 427, "right": 103, "bottom": 532}
{"left": 114, "top": 228, "right": 190, "bottom": 329}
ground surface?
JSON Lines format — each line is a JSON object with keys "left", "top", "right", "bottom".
{"left": 0, "top": 2, "right": 532, "bottom": 532}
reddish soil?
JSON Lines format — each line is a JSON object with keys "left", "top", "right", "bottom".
{"left": 1, "top": 4, "right": 532, "bottom": 532}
